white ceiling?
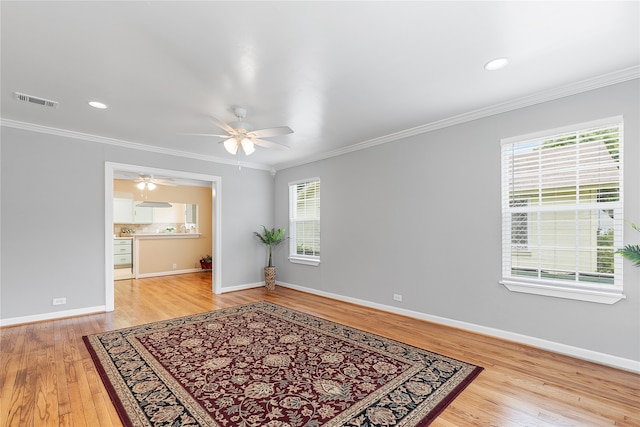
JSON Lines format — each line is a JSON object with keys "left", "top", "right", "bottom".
{"left": 2, "top": 1, "right": 638, "bottom": 171}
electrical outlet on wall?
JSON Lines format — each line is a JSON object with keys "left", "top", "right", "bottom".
{"left": 393, "top": 294, "right": 403, "bottom": 302}
{"left": 172, "top": 263, "right": 177, "bottom": 269}
{"left": 52, "top": 297, "right": 66, "bottom": 305}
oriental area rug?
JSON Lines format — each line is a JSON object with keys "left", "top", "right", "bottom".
{"left": 84, "top": 302, "right": 482, "bottom": 427}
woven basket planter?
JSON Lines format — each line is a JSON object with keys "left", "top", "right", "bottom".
{"left": 264, "top": 266, "right": 276, "bottom": 290}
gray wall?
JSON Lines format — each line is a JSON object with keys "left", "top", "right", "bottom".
{"left": 1, "top": 80, "right": 638, "bottom": 364}
{"left": 274, "top": 80, "right": 640, "bottom": 362}
{"left": 0, "top": 127, "right": 273, "bottom": 319}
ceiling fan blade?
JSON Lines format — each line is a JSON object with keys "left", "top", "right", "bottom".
{"left": 149, "top": 176, "right": 177, "bottom": 187}
{"left": 209, "top": 115, "right": 235, "bottom": 134}
{"left": 252, "top": 138, "right": 290, "bottom": 150}
{"left": 247, "top": 126, "right": 293, "bottom": 138}
{"left": 180, "top": 133, "right": 230, "bottom": 138}
{"left": 153, "top": 181, "right": 178, "bottom": 187}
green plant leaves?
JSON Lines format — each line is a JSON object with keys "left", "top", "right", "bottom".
{"left": 617, "top": 245, "right": 640, "bottom": 267}
{"left": 618, "top": 223, "right": 640, "bottom": 267}
{"left": 254, "top": 225, "right": 286, "bottom": 267}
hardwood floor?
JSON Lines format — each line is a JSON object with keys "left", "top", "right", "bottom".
{"left": 1, "top": 272, "right": 638, "bottom": 426}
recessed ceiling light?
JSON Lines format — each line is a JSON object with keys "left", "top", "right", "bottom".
{"left": 484, "top": 57, "right": 509, "bottom": 71}
{"left": 88, "top": 101, "right": 108, "bottom": 109}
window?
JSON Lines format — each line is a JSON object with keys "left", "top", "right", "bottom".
{"left": 289, "top": 178, "right": 320, "bottom": 265}
{"left": 501, "top": 117, "right": 624, "bottom": 304}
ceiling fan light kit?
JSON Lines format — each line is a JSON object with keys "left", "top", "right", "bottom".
{"left": 223, "top": 138, "right": 238, "bottom": 155}
{"left": 240, "top": 138, "right": 256, "bottom": 155}
{"left": 222, "top": 136, "right": 257, "bottom": 155}
{"left": 134, "top": 174, "right": 175, "bottom": 189}
{"left": 136, "top": 181, "right": 156, "bottom": 190}
{"left": 187, "top": 107, "right": 293, "bottom": 156}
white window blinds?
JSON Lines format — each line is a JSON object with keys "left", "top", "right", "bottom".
{"left": 289, "top": 179, "right": 320, "bottom": 261}
{"left": 501, "top": 117, "right": 624, "bottom": 292}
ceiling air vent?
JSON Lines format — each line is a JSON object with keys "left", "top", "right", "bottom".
{"left": 14, "top": 92, "right": 59, "bottom": 108}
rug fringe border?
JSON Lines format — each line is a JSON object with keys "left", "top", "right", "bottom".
{"left": 83, "top": 335, "right": 142, "bottom": 427}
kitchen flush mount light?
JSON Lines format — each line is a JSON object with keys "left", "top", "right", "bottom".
{"left": 484, "top": 57, "right": 509, "bottom": 71}
{"left": 88, "top": 101, "right": 108, "bottom": 109}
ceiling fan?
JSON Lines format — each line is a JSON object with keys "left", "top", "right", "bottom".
{"left": 187, "top": 107, "right": 293, "bottom": 156}
{"left": 134, "top": 174, "right": 176, "bottom": 190}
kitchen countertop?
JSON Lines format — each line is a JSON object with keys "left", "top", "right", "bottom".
{"left": 130, "top": 233, "right": 201, "bottom": 239}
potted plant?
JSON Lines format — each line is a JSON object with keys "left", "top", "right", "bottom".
{"left": 254, "top": 225, "right": 286, "bottom": 290}
{"left": 618, "top": 222, "right": 640, "bottom": 267}
{"left": 199, "top": 255, "right": 212, "bottom": 270}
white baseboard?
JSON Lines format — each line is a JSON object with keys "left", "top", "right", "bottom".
{"left": 5, "top": 281, "right": 637, "bottom": 373}
{"left": 276, "top": 281, "right": 640, "bottom": 373}
{"left": 136, "top": 268, "right": 202, "bottom": 279}
{"left": 0, "top": 305, "right": 106, "bottom": 327}
{"left": 220, "top": 282, "right": 265, "bottom": 293}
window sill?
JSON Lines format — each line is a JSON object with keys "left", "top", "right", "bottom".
{"left": 288, "top": 256, "right": 321, "bottom": 266}
{"left": 500, "top": 280, "right": 625, "bottom": 304}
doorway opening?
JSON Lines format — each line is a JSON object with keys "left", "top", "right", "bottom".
{"left": 104, "top": 162, "right": 222, "bottom": 312}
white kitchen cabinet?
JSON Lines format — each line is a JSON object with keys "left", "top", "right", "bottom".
{"left": 114, "top": 198, "right": 154, "bottom": 224}
{"left": 113, "top": 198, "right": 134, "bottom": 223}
{"left": 114, "top": 238, "right": 132, "bottom": 267}
{"left": 133, "top": 202, "right": 154, "bottom": 224}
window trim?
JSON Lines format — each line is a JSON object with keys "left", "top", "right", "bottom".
{"left": 500, "top": 116, "right": 625, "bottom": 304}
{"left": 288, "top": 255, "right": 321, "bottom": 266}
{"left": 499, "top": 280, "right": 625, "bottom": 304}
{"left": 288, "top": 178, "right": 321, "bottom": 266}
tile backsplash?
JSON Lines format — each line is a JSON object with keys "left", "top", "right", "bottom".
{"left": 114, "top": 223, "right": 197, "bottom": 236}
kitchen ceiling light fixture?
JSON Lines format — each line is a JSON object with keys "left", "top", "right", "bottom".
{"left": 136, "top": 181, "right": 156, "bottom": 190}
{"left": 136, "top": 201, "right": 172, "bottom": 208}
{"left": 134, "top": 174, "right": 175, "bottom": 188}
{"left": 484, "top": 57, "right": 509, "bottom": 71}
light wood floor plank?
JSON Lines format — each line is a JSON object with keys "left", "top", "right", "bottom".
{"left": 0, "top": 329, "right": 25, "bottom": 427}
{"left": 52, "top": 319, "right": 72, "bottom": 419}
{"left": 0, "top": 272, "right": 638, "bottom": 427}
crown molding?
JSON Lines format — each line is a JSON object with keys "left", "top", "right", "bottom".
{"left": 2, "top": 66, "right": 637, "bottom": 174}
{"left": 273, "top": 66, "right": 640, "bottom": 171}
{"left": 0, "top": 119, "right": 273, "bottom": 172}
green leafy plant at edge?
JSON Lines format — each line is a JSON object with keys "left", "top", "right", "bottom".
{"left": 254, "top": 226, "right": 286, "bottom": 267}
{"left": 617, "top": 223, "right": 640, "bottom": 267}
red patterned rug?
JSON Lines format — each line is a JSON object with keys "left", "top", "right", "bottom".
{"left": 84, "top": 302, "right": 482, "bottom": 426}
